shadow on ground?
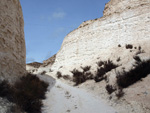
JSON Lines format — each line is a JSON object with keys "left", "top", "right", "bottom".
{"left": 36, "top": 74, "right": 56, "bottom": 91}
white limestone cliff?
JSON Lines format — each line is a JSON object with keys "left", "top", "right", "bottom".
{"left": 51, "top": 0, "right": 150, "bottom": 74}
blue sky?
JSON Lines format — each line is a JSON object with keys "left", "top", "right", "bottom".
{"left": 19, "top": 0, "right": 110, "bottom": 63}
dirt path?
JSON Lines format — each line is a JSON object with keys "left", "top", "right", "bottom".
{"left": 41, "top": 75, "right": 117, "bottom": 113}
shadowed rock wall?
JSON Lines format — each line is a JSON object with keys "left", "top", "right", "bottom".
{"left": 0, "top": 0, "right": 26, "bottom": 83}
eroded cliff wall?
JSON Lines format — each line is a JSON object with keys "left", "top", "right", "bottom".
{"left": 0, "top": 0, "right": 26, "bottom": 82}
{"left": 51, "top": 0, "right": 150, "bottom": 72}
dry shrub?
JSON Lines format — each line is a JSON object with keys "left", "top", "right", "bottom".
{"left": 71, "top": 69, "right": 86, "bottom": 86}
{"left": 71, "top": 66, "right": 93, "bottom": 86}
{"left": 0, "top": 73, "right": 49, "bottom": 113}
{"left": 81, "top": 66, "right": 91, "bottom": 72}
{"left": 94, "top": 60, "right": 118, "bottom": 82}
{"left": 57, "top": 71, "right": 62, "bottom": 79}
{"left": 105, "top": 84, "right": 116, "bottom": 94}
{"left": 63, "top": 75, "right": 71, "bottom": 80}
{"left": 116, "top": 58, "right": 150, "bottom": 88}
{"left": 41, "top": 71, "right": 46, "bottom": 75}
{"left": 115, "top": 88, "right": 124, "bottom": 99}
{"left": 125, "top": 44, "right": 133, "bottom": 49}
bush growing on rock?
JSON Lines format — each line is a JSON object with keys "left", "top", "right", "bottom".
{"left": 57, "top": 71, "right": 62, "bottom": 79}
{"left": 125, "top": 44, "right": 133, "bottom": 49}
{"left": 41, "top": 71, "right": 46, "bottom": 75}
{"left": 71, "top": 69, "right": 86, "bottom": 86}
{"left": 94, "top": 60, "right": 118, "bottom": 82}
{"left": 115, "top": 88, "right": 124, "bottom": 99}
{"left": 0, "top": 80, "right": 13, "bottom": 101}
{"left": 135, "top": 46, "right": 145, "bottom": 55}
{"left": 63, "top": 75, "right": 71, "bottom": 80}
{"left": 105, "top": 84, "right": 116, "bottom": 94}
{"left": 116, "top": 57, "right": 150, "bottom": 88}
{"left": 71, "top": 66, "right": 93, "bottom": 86}
{"left": 81, "top": 66, "right": 91, "bottom": 72}
{"left": 0, "top": 73, "right": 49, "bottom": 113}
{"left": 118, "top": 44, "right": 121, "bottom": 47}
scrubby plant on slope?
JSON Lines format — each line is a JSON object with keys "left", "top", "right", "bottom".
{"left": 94, "top": 60, "right": 118, "bottom": 82}
{"left": 105, "top": 84, "right": 116, "bottom": 94}
{"left": 0, "top": 80, "right": 13, "bottom": 101}
{"left": 116, "top": 57, "right": 150, "bottom": 88}
{"left": 135, "top": 46, "right": 145, "bottom": 55}
{"left": 71, "top": 66, "right": 93, "bottom": 86}
{"left": 57, "top": 71, "right": 62, "bottom": 79}
{"left": 41, "top": 71, "right": 46, "bottom": 75}
{"left": 71, "top": 69, "right": 86, "bottom": 86}
{"left": 0, "top": 73, "right": 49, "bottom": 113}
{"left": 115, "top": 88, "right": 124, "bottom": 99}
{"left": 125, "top": 44, "right": 133, "bottom": 49}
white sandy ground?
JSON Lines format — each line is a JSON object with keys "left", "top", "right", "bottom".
{"left": 38, "top": 74, "right": 117, "bottom": 113}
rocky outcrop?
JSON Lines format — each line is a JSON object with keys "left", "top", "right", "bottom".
{"left": 51, "top": 0, "right": 150, "bottom": 72}
{"left": 27, "top": 62, "right": 43, "bottom": 68}
{"left": 0, "top": 0, "right": 26, "bottom": 83}
{"left": 42, "top": 54, "right": 56, "bottom": 67}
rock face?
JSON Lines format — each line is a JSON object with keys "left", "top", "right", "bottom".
{"left": 27, "top": 62, "right": 43, "bottom": 68}
{"left": 0, "top": 0, "right": 26, "bottom": 83}
{"left": 51, "top": 0, "right": 150, "bottom": 72}
{"left": 42, "top": 54, "right": 56, "bottom": 67}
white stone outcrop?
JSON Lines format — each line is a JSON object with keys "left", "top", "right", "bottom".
{"left": 51, "top": 0, "right": 150, "bottom": 72}
{"left": 0, "top": 0, "right": 26, "bottom": 83}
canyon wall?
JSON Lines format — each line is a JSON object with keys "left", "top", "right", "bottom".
{"left": 0, "top": 0, "right": 26, "bottom": 82}
{"left": 51, "top": 0, "right": 150, "bottom": 72}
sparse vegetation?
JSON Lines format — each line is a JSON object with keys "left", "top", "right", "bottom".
{"left": 71, "top": 69, "right": 86, "bottom": 86}
{"left": 94, "top": 60, "right": 118, "bottom": 82}
{"left": 0, "top": 73, "right": 49, "bottom": 113}
{"left": 116, "top": 57, "right": 121, "bottom": 62}
{"left": 63, "top": 75, "right": 71, "bottom": 80}
{"left": 41, "top": 71, "right": 46, "bottom": 75}
{"left": 105, "top": 84, "right": 116, "bottom": 94}
{"left": 125, "top": 44, "right": 133, "bottom": 49}
{"left": 0, "top": 80, "right": 13, "bottom": 101}
{"left": 81, "top": 66, "right": 91, "bottom": 72}
{"left": 133, "top": 56, "right": 141, "bottom": 62}
{"left": 138, "top": 46, "right": 141, "bottom": 50}
{"left": 115, "top": 88, "right": 124, "bottom": 99}
{"left": 135, "top": 46, "right": 145, "bottom": 55}
{"left": 116, "top": 57, "right": 150, "bottom": 88}
{"left": 57, "top": 71, "right": 62, "bottom": 79}
{"left": 97, "top": 61, "right": 104, "bottom": 67}
{"left": 118, "top": 44, "right": 121, "bottom": 47}
{"left": 71, "top": 66, "right": 93, "bottom": 85}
